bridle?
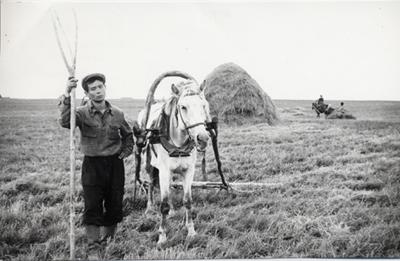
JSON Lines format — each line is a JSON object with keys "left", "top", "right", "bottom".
{"left": 176, "top": 90, "right": 207, "bottom": 135}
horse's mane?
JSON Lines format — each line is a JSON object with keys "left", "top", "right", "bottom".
{"left": 164, "top": 80, "right": 200, "bottom": 115}
{"left": 163, "top": 96, "right": 178, "bottom": 117}
{"left": 175, "top": 80, "right": 201, "bottom": 97}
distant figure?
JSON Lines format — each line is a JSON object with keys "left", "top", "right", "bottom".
{"left": 336, "top": 102, "right": 346, "bottom": 118}
{"left": 312, "top": 95, "right": 326, "bottom": 118}
{"left": 337, "top": 102, "right": 345, "bottom": 112}
{"left": 318, "top": 95, "right": 324, "bottom": 105}
{"left": 312, "top": 95, "right": 335, "bottom": 118}
{"left": 326, "top": 101, "right": 356, "bottom": 119}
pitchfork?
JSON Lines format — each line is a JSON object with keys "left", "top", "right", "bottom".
{"left": 51, "top": 9, "right": 78, "bottom": 260}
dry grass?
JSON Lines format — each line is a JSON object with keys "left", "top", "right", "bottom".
{"left": 0, "top": 98, "right": 400, "bottom": 260}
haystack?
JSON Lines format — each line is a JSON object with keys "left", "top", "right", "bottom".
{"left": 202, "top": 63, "right": 278, "bottom": 124}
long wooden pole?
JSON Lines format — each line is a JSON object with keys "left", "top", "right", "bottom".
{"left": 137, "top": 180, "right": 280, "bottom": 191}
{"left": 69, "top": 84, "right": 76, "bottom": 260}
{"left": 52, "top": 9, "right": 78, "bottom": 260}
{"left": 69, "top": 11, "right": 78, "bottom": 260}
{"left": 171, "top": 181, "right": 280, "bottom": 189}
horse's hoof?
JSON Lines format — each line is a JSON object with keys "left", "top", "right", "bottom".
{"left": 157, "top": 234, "right": 167, "bottom": 246}
{"left": 145, "top": 207, "right": 156, "bottom": 215}
{"left": 187, "top": 230, "right": 197, "bottom": 238}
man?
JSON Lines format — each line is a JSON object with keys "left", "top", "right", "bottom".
{"left": 317, "top": 95, "right": 324, "bottom": 104}
{"left": 59, "top": 73, "right": 133, "bottom": 258}
{"left": 337, "top": 102, "right": 346, "bottom": 118}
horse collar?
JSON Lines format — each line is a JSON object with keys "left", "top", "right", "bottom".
{"left": 149, "top": 102, "right": 196, "bottom": 157}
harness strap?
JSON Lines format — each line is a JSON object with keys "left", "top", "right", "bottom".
{"left": 150, "top": 144, "right": 158, "bottom": 158}
{"left": 177, "top": 105, "right": 205, "bottom": 130}
{"left": 185, "top": 122, "right": 205, "bottom": 129}
{"left": 146, "top": 104, "right": 196, "bottom": 157}
{"left": 160, "top": 136, "right": 195, "bottom": 157}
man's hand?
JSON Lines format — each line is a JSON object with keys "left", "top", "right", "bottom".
{"left": 65, "top": 77, "right": 78, "bottom": 97}
{"left": 118, "top": 150, "right": 130, "bottom": 159}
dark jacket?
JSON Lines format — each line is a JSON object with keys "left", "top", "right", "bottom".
{"left": 59, "top": 95, "right": 133, "bottom": 157}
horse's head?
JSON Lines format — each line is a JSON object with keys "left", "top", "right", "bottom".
{"left": 171, "top": 80, "right": 211, "bottom": 151}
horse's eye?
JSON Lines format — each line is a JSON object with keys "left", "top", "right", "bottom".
{"left": 181, "top": 105, "right": 187, "bottom": 111}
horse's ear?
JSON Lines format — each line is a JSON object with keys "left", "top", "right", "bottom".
{"left": 199, "top": 80, "right": 206, "bottom": 92}
{"left": 171, "top": 83, "right": 180, "bottom": 96}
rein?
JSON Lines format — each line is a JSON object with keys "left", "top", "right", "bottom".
{"left": 177, "top": 107, "right": 206, "bottom": 131}
{"left": 176, "top": 91, "right": 207, "bottom": 133}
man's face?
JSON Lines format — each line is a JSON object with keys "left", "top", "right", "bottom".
{"left": 86, "top": 79, "right": 106, "bottom": 102}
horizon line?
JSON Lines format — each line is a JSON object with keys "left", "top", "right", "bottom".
{"left": 2, "top": 97, "right": 400, "bottom": 102}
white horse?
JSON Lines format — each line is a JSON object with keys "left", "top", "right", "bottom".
{"left": 137, "top": 80, "right": 211, "bottom": 245}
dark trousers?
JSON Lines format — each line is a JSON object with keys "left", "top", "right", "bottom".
{"left": 81, "top": 154, "right": 125, "bottom": 226}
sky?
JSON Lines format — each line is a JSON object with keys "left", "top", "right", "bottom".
{"left": 1, "top": 0, "right": 400, "bottom": 101}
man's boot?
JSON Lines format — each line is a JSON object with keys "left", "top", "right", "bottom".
{"left": 100, "top": 224, "right": 117, "bottom": 244}
{"left": 86, "top": 225, "right": 101, "bottom": 260}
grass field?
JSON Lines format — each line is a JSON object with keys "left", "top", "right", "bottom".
{"left": 0, "top": 98, "right": 399, "bottom": 260}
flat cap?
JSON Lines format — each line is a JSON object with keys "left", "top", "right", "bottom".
{"left": 81, "top": 73, "right": 106, "bottom": 92}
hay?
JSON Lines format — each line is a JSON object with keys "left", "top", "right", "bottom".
{"left": 202, "top": 63, "right": 278, "bottom": 125}
{"left": 326, "top": 109, "right": 357, "bottom": 120}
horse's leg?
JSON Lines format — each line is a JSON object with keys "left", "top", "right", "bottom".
{"left": 183, "top": 167, "right": 196, "bottom": 238}
{"left": 145, "top": 147, "right": 155, "bottom": 214}
{"left": 201, "top": 151, "right": 207, "bottom": 181}
{"left": 168, "top": 193, "right": 176, "bottom": 216}
{"left": 158, "top": 166, "right": 170, "bottom": 245}
{"left": 145, "top": 167, "right": 158, "bottom": 214}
